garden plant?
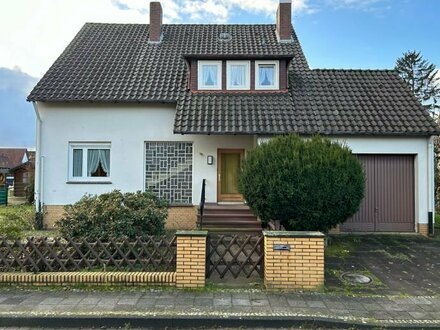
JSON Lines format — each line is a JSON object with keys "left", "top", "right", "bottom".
{"left": 238, "top": 135, "right": 365, "bottom": 233}
{"left": 57, "top": 190, "right": 168, "bottom": 239}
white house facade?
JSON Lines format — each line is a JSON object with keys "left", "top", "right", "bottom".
{"left": 29, "top": 0, "right": 438, "bottom": 235}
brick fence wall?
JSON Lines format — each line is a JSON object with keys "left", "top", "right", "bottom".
{"left": 175, "top": 230, "right": 207, "bottom": 288}
{"left": 263, "top": 231, "right": 325, "bottom": 290}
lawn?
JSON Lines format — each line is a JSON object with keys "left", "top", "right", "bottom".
{"left": 0, "top": 204, "right": 59, "bottom": 238}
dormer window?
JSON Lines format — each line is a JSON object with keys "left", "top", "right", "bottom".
{"left": 198, "top": 61, "right": 222, "bottom": 90}
{"left": 227, "top": 61, "right": 250, "bottom": 90}
{"left": 255, "top": 60, "right": 279, "bottom": 90}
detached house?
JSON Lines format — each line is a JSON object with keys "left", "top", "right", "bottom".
{"left": 28, "top": 1, "right": 438, "bottom": 235}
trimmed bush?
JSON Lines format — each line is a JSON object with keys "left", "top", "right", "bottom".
{"left": 238, "top": 135, "right": 365, "bottom": 233}
{"left": 57, "top": 190, "right": 168, "bottom": 239}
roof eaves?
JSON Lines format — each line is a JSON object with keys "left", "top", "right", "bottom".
{"left": 28, "top": 98, "right": 178, "bottom": 104}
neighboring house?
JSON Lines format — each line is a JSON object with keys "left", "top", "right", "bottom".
{"left": 27, "top": 1, "right": 438, "bottom": 234}
{"left": 0, "top": 148, "right": 34, "bottom": 197}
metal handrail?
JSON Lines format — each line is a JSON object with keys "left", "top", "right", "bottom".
{"left": 199, "top": 179, "right": 206, "bottom": 229}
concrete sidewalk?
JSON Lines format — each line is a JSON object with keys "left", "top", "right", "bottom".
{"left": 0, "top": 288, "right": 439, "bottom": 328}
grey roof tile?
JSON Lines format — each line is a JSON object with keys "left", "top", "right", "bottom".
{"left": 28, "top": 22, "right": 438, "bottom": 136}
{"left": 174, "top": 69, "right": 439, "bottom": 136}
{"left": 28, "top": 23, "right": 308, "bottom": 102}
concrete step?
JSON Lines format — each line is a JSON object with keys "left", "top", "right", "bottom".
{"left": 198, "top": 214, "right": 258, "bottom": 221}
{"left": 203, "top": 227, "right": 262, "bottom": 233}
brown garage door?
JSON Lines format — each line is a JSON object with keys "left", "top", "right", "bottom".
{"left": 341, "top": 154, "right": 415, "bottom": 232}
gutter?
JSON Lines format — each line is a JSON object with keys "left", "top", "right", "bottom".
{"left": 428, "top": 136, "right": 435, "bottom": 236}
{"left": 32, "top": 102, "right": 43, "bottom": 212}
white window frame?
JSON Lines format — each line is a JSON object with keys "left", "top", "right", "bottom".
{"left": 255, "top": 60, "right": 279, "bottom": 90}
{"left": 226, "top": 60, "right": 250, "bottom": 90}
{"left": 68, "top": 142, "right": 111, "bottom": 182}
{"left": 198, "top": 60, "right": 222, "bottom": 90}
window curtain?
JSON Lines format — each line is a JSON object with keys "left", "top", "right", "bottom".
{"left": 72, "top": 149, "right": 83, "bottom": 177}
{"left": 259, "top": 66, "right": 274, "bottom": 86}
{"left": 230, "top": 65, "right": 245, "bottom": 86}
{"left": 87, "top": 149, "right": 110, "bottom": 176}
{"left": 203, "top": 65, "right": 217, "bottom": 86}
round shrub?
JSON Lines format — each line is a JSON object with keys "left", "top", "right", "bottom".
{"left": 238, "top": 135, "right": 365, "bottom": 233}
{"left": 57, "top": 190, "right": 168, "bottom": 239}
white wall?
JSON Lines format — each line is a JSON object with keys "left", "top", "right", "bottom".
{"left": 36, "top": 102, "right": 254, "bottom": 206}
{"left": 37, "top": 101, "right": 432, "bottom": 228}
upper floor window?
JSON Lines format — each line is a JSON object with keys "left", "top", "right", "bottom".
{"left": 198, "top": 61, "right": 222, "bottom": 90}
{"left": 227, "top": 61, "right": 250, "bottom": 90}
{"left": 255, "top": 60, "right": 279, "bottom": 90}
{"left": 69, "top": 143, "right": 111, "bottom": 182}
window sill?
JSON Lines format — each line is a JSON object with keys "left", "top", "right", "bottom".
{"left": 66, "top": 181, "right": 112, "bottom": 184}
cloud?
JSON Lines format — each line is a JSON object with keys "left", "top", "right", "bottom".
{"left": 0, "top": 67, "right": 37, "bottom": 147}
{"left": 326, "top": 0, "right": 389, "bottom": 11}
{"left": 117, "top": 0, "right": 312, "bottom": 24}
{"left": 0, "top": 0, "right": 313, "bottom": 78}
{"left": 0, "top": 67, "right": 38, "bottom": 94}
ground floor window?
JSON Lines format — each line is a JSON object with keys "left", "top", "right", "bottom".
{"left": 68, "top": 143, "right": 111, "bottom": 182}
{"left": 145, "top": 142, "right": 193, "bottom": 205}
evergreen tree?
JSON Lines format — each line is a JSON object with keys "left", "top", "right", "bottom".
{"left": 395, "top": 50, "right": 440, "bottom": 115}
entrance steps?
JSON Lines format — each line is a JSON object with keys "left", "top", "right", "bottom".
{"left": 197, "top": 203, "right": 262, "bottom": 233}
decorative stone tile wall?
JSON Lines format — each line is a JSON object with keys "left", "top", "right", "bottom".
{"left": 263, "top": 231, "right": 325, "bottom": 290}
{"left": 145, "top": 142, "right": 193, "bottom": 205}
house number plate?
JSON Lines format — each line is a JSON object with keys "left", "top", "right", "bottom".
{"left": 273, "top": 244, "right": 291, "bottom": 251}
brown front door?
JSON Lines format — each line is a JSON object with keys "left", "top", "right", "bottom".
{"left": 217, "top": 149, "right": 244, "bottom": 202}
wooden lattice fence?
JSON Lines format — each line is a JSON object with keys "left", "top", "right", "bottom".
{"left": 0, "top": 236, "right": 176, "bottom": 273}
{"left": 206, "top": 234, "right": 264, "bottom": 279}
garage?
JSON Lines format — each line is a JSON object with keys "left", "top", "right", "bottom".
{"left": 341, "top": 154, "right": 415, "bottom": 232}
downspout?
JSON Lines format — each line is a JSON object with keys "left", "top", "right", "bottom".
{"left": 428, "top": 136, "right": 435, "bottom": 236}
{"left": 32, "top": 102, "right": 43, "bottom": 213}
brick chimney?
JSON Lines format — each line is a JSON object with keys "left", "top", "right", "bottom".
{"left": 149, "top": 1, "right": 163, "bottom": 43}
{"left": 276, "top": 0, "right": 292, "bottom": 42}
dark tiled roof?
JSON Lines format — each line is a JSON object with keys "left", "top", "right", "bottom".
{"left": 174, "top": 92, "right": 294, "bottom": 134}
{"left": 0, "top": 148, "right": 27, "bottom": 169}
{"left": 174, "top": 70, "right": 439, "bottom": 136}
{"left": 27, "top": 23, "right": 308, "bottom": 102}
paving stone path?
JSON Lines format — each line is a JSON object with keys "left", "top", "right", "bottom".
{"left": 0, "top": 288, "right": 438, "bottom": 328}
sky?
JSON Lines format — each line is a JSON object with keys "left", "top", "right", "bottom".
{"left": 0, "top": 0, "right": 439, "bottom": 147}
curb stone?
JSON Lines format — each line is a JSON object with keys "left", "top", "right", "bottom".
{"left": 0, "top": 311, "right": 439, "bottom": 329}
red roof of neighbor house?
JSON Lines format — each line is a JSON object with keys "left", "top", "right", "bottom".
{"left": 0, "top": 148, "right": 27, "bottom": 169}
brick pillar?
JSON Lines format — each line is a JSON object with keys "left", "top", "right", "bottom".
{"left": 175, "top": 230, "right": 207, "bottom": 288}
{"left": 263, "top": 231, "right": 325, "bottom": 290}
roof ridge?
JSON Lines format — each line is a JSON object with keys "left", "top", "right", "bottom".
{"left": 311, "top": 68, "right": 396, "bottom": 72}
{"left": 83, "top": 22, "right": 277, "bottom": 27}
